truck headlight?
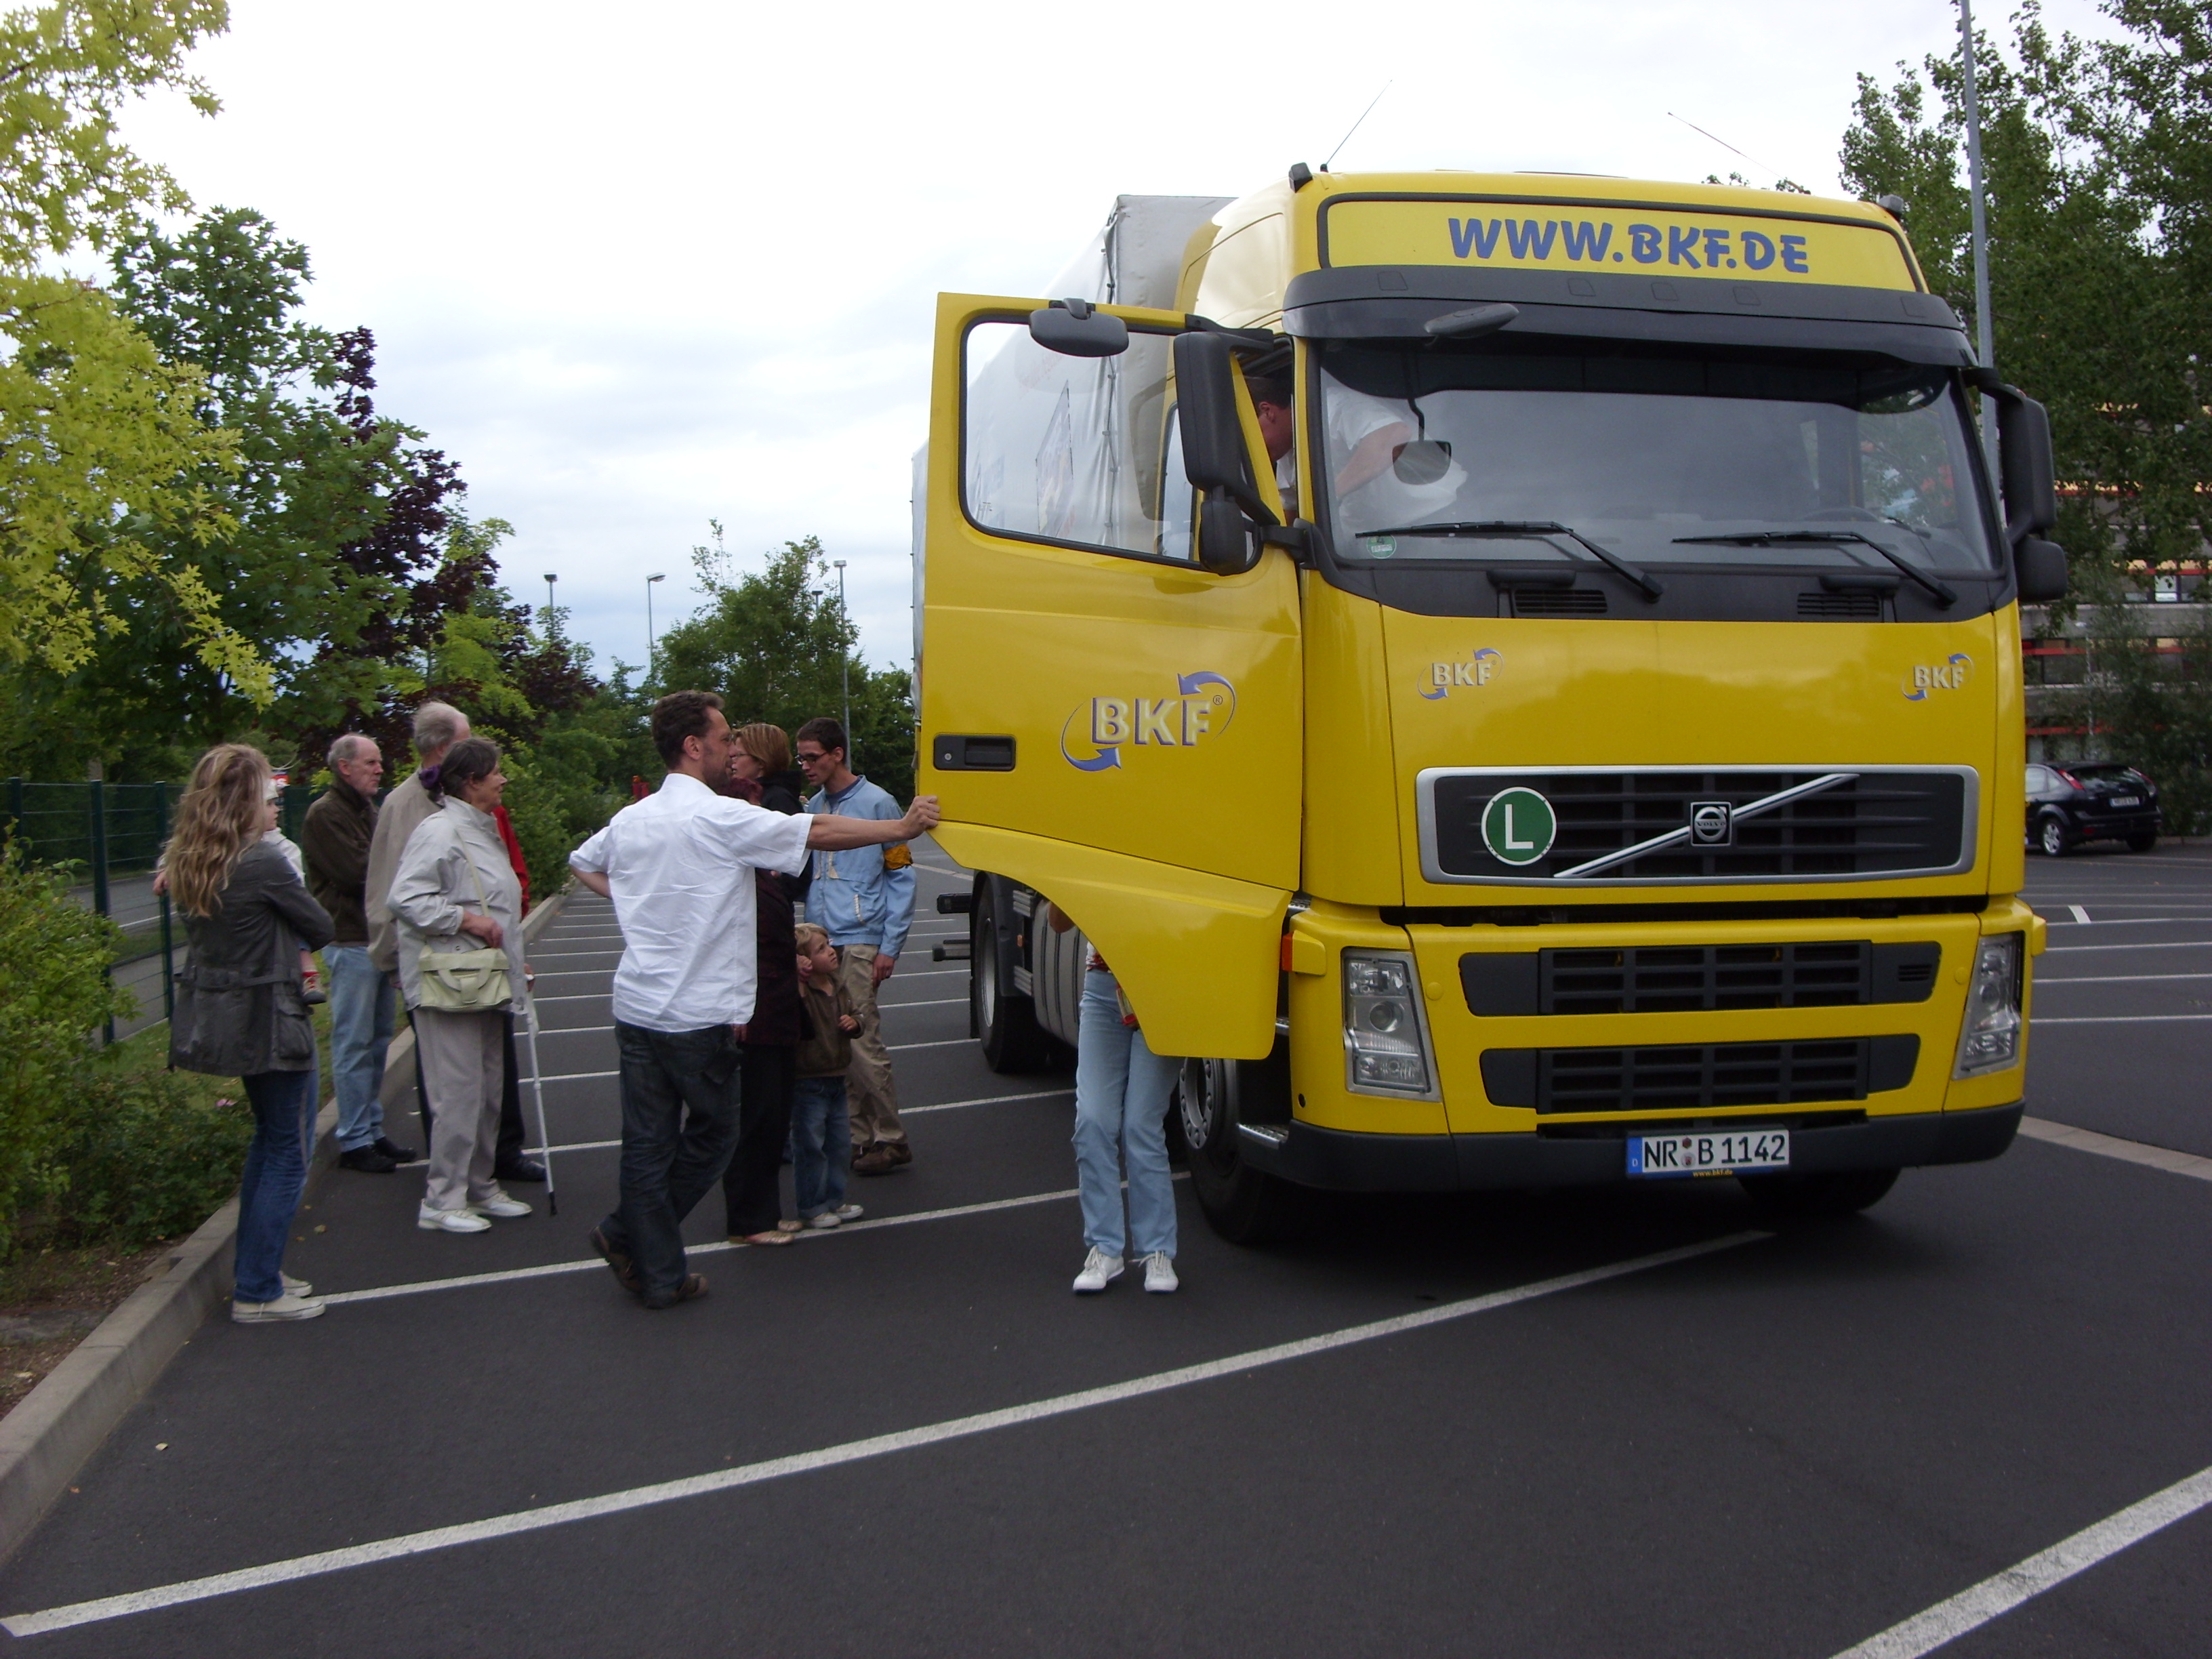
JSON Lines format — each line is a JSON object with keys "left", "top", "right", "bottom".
{"left": 1952, "top": 933, "right": 2024, "bottom": 1078}
{"left": 1343, "top": 951, "right": 1437, "bottom": 1097}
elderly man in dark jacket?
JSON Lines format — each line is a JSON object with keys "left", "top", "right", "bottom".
{"left": 302, "top": 733, "right": 416, "bottom": 1174}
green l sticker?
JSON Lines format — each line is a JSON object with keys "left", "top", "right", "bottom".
{"left": 1481, "top": 787, "right": 1556, "bottom": 865}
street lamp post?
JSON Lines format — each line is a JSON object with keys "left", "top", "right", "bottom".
{"left": 1957, "top": 0, "right": 2000, "bottom": 483}
{"left": 647, "top": 573, "right": 666, "bottom": 682}
{"left": 542, "top": 573, "right": 558, "bottom": 636}
{"left": 833, "top": 559, "right": 851, "bottom": 766}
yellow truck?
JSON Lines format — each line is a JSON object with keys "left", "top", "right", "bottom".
{"left": 915, "top": 170, "right": 2068, "bottom": 1240}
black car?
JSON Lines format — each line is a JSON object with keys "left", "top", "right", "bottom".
{"left": 2025, "top": 762, "right": 2161, "bottom": 855}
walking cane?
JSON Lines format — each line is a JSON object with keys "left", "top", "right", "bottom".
{"left": 522, "top": 983, "right": 558, "bottom": 1216}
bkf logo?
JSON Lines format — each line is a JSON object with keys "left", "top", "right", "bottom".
{"left": 1903, "top": 654, "right": 1973, "bottom": 701}
{"left": 1419, "top": 649, "right": 1500, "bottom": 700}
{"left": 1061, "top": 672, "right": 1237, "bottom": 772}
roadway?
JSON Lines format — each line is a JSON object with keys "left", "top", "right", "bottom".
{"left": 0, "top": 842, "right": 2207, "bottom": 1656}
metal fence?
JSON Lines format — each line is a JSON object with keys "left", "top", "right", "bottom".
{"left": 2, "top": 777, "right": 318, "bottom": 1044}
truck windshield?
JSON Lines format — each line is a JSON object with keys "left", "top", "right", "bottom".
{"left": 1311, "top": 341, "right": 1999, "bottom": 575}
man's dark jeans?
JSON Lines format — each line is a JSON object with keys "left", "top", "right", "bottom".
{"left": 600, "top": 1021, "right": 743, "bottom": 1303}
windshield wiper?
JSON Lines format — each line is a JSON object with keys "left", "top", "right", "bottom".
{"left": 1364, "top": 520, "right": 1664, "bottom": 600}
{"left": 1670, "top": 529, "right": 1957, "bottom": 608}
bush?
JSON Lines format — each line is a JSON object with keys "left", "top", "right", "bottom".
{"left": 0, "top": 847, "right": 131, "bottom": 1250}
{"left": 41, "top": 1069, "right": 252, "bottom": 1248}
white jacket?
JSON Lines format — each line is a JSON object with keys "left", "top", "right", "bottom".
{"left": 388, "top": 796, "right": 526, "bottom": 1012}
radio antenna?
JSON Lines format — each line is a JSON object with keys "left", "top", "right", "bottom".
{"left": 1667, "top": 111, "right": 1787, "bottom": 182}
{"left": 1322, "top": 81, "right": 1391, "bottom": 172}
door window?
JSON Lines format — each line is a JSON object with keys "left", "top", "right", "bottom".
{"left": 964, "top": 320, "right": 1197, "bottom": 562}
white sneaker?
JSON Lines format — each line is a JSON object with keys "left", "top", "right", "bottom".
{"left": 1072, "top": 1247, "right": 1124, "bottom": 1294}
{"left": 473, "top": 1189, "right": 532, "bottom": 1220}
{"left": 832, "top": 1204, "right": 863, "bottom": 1223}
{"left": 281, "top": 1272, "right": 313, "bottom": 1298}
{"left": 804, "top": 1210, "right": 841, "bottom": 1229}
{"left": 232, "top": 1294, "right": 325, "bottom": 1323}
{"left": 418, "top": 1204, "right": 491, "bottom": 1233}
{"left": 1143, "top": 1252, "right": 1179, "bottom": 1294}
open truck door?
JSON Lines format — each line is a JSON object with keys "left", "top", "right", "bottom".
{"left": 918, "top": 294, "right": 1301, "bottom": 1061}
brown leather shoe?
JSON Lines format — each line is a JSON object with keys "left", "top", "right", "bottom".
{"left": 851, "top": 1146, "right": 898, "bottom": 1176}
{"left": 885, "top": 1142, "right": 913, "bottom": 1168}
{"left": 589, "top": 1228, "right": 642, "bottom": 1298}
{"left": 645, "top": 1273, "right": 708, "bottom": 1309}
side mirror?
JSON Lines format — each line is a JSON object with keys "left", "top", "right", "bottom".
{"left": 2015, "top": 536, "right": 2068, "bottom": 604}
{"left": 1994, "top": 389, "right": 2057, "bottom": 540}
{"left": 1195, "top": 492, "right": 1259, "bottom": 575}
{"left": 1028, "top": 298, "right": 1128, "bottom": 359}
{"left": 1172, "top": 332, "right": 1273, "bottom": 524}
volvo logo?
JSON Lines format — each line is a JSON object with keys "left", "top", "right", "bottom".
{"left": 1689, "top": 800, "right": 1734, "bottom": 846}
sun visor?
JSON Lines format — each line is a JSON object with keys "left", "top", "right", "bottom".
{"left": 1284, "top": 267, "right": 1973, "bottom": 366}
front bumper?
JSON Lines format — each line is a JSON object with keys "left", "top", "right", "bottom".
{"left": 1238, "top": 1101, "right": 2023, "bottom": 1192}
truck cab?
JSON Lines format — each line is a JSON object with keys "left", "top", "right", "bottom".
{"left": 915, "top": 170, "right": 2066, "bottom": 1240}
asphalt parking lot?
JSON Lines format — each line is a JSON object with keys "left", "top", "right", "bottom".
{"left": 1, "top": 841, "right": 2207, "bottom": 1657}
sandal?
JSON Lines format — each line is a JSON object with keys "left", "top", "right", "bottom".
{"left": 739, "top": 1229, "right": 796, "bottom": 1247}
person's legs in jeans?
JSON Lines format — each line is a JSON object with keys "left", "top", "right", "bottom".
{"left": 1121, "top": 1027, "right": 1180, "bottom": 1260}
{"left": 790, "top": 1076, "right": 849, "bottom": 1218}
{"left": 1071, "top": 970, "right": 1134, "bottom": 1259}
{"left": 325, "top": 945, "right": 393, "bottom": 1152}
{"left": 836, "top": 944, "right": 908, "bottom": 1151}
{"left": 603, "top": 1023, "right": 744, "bottom": 1303}
{"left": 234, "top": 1069, "right": 315, "bottom": 1303}
{"left": 723, "top": 1044, "right": 796, "bottom": 1237}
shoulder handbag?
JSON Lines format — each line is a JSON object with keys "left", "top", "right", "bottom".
{"left": 416, "top": 840, "right": 512, "bottom": 1012}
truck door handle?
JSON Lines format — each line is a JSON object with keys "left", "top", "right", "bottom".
{"left": 933, "top": 734, "right": 1017, "bottom": 772}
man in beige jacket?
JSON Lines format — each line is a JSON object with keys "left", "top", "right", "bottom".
{"left": 366, "top": 701, "right": 544, "bottom": 1182}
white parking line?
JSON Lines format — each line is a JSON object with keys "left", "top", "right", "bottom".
{"left": 880, "top": 996, "right": 965, "bottom": 1010}
{"left": 533, "top": 1025, "right": 615, "bottom": 1035}
{"left": 529, "top": 993, "right": 611, "bottom": 1004}
{"left": 2045, "top": 916, "right": 2212, "bottom": 929}
{"left": 1829, "top": 1462, "right": 2212, "bottom": 1658}
{"left": 903, "top": 1088, "right": 1071, "bottom": 1116}
{"left": 2067, "top": 905, "right": 2092, "bottom": 925}
{"left": 2044, "top": 939, "right": 2212, "bottom": 955}
{"left": 2017, "top": 1117, "right": 2212, "bottom": 1183}
{"left": 2030, "top": 1014, "right": 2212, "bottom": 1025}
{"left": 529, "top": 970, "right": 616, "bottom": 980}
{"left": 317, "top": 1183, "right": 1112, "bottom": 1305}
{"left": 890, "top": 1038, "right": 973, "bottom": 1052}
{"left": 3, "top": 1232, "right": 1761, "bottom": 1635}
{"left": 2034, "top": 972, "right": 2212, "bottom": 987}
{"left": 527, "top": 950, "right": 625, "bottom": 960}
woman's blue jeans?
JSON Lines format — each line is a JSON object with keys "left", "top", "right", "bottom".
{"left": 1072, "top": 968, "right": 1179, "bottom": 1260}
{"left": 236, "top": 1069, "right": 316, "bottom": 1303}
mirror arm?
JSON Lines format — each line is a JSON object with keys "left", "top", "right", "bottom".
{"left": 1181, "top": 314, "right": 1281, "bottom": 352}
{"left": 1258, "top": 519, "right": 1314, "bottom": 564}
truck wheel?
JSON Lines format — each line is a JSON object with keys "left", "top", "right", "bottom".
{"left": 2037, "top": 816, "right": 2070, "bottom": 858}
{"left": 972, "top": 886, "right": 1054, "bottom": 1073}
{"left": 2127, "top": 832, "right": 2158, "bottom": 853}
{"left": 1738, "top": 1167, "right": 1899, "bottom": 1222}
{"left": 1179, "top": 1058, "right": 1306, "bottom": 1244}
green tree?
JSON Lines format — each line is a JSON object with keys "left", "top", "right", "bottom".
{"left": 654, "top": 528, "right": 917, "bottom": 800}
{"left": 0, "top": 1, "right": 260, "bottom": 695}
{"left": 1839, "top": 1, "right": 2211, "bottom": 593}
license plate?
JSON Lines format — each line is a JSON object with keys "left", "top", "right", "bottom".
{"left": 2110, "top": 796, "right": 2141, "bottom": 808}
{"left": 1627, "top": 1128, "right": 1790, "bottom": 1178}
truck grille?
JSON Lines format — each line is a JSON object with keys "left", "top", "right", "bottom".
{"left": 1459, "top": 941, "right": 1942, "bottom": 1015}
{"left": 1479, "top": 1036, "right": 1921, "bottom": 1113}
{"left": 1418, "top": 766, "right": 1975, "bottom": 885}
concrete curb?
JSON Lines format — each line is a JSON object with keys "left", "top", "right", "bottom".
{"left": 0, "top": 890, "right": 571, "bottom": 1566}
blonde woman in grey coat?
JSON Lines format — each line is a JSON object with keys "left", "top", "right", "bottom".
{"left": 388, "top": 737, "right": 533, "bottom": 1234}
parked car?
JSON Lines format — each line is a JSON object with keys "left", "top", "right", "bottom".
{"left": 2025, "top": 762, "right": 2161, "bottom": 855}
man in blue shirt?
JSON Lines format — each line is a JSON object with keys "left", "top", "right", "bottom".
{"left": 796, "top": 717, "right": 916, "bottom": 1174}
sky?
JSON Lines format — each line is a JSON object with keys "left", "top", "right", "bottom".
{"left": 114, "top": 0, "right": 2129, "bottom": 681}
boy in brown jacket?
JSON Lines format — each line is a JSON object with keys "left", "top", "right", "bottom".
{"left": 793, "top": 924, "right": 864, "bottom": 1228}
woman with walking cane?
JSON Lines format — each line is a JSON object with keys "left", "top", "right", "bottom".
{"left": 389, "top": 737, "right": 535, "bottom": 1235}
{"left": 165, "top": 744, "right": 337, "bottom": 1324}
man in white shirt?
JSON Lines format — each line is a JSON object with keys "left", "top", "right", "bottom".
{"left": 1250, "top": 371, "right": 1465, "bottom": 533}
{"left": 569, "top": 691, "right": 939, "bottom": 1309}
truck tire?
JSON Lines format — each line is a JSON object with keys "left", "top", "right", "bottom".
{"left": 972, "top": 884, "right": 1054, "bottom": 1073}
{"left": 1179, "top": 1057, "right": 1307, "bottom": 1244}
{"left": 1738, "top": 1166, "right": 1899, "bottom": 1222}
